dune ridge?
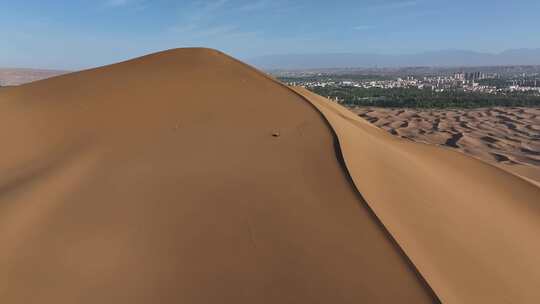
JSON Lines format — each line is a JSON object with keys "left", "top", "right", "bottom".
{"left": 293, "top": 87, "right": 540, "bottom": 303}
{"left": 0, "top": 48, "right": 438, "bottom": 303}
{"left": 0, "top": 48, "right": 538, "bottom": 303}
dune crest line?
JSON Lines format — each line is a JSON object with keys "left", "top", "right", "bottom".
{"left": 293, "top": 86, "right": 540, "bottom": 303}
{"left": 221, "top": 58, "right": 442, "bottom": 301}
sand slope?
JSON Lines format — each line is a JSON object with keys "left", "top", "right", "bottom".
{"left": 1, "top": 48, "right": 539, "bottom": 303}
{"left": 294, "top": 87, "right": 540, "bottom": 303}
{"left": 0, "top": 49, "right": 436, "bottom": 303}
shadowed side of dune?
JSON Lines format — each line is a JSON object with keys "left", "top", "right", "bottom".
{"left": 0, "top": 49, "right": 438, "bottom": 303}
{"left": 294, "top": 87, "right": 540, "bottom": 303}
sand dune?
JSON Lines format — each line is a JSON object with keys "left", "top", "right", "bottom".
{"left": 0, "top": 48, "right": 538, "bottom": 303}
{"left": 294, "top": 88, "right": 540, "bottom": 303}
{"left": 0, "top": 48, "right": 435, "bottom": 303}
{"left": 0, "top": 68, "right": 67, "bottom": 86}
{"left": 354, "top": 107, "right": 540, "bottom": 184}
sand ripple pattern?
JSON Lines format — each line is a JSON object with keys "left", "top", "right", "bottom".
{"left": 355, "top": 107, "right": 540, "bottom": 183}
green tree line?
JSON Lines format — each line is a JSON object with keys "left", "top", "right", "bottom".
{"left": 310, "top": 86, "right": 540, "bottom": 108}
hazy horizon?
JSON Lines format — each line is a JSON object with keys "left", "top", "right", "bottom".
{"left": 2, "top": 0, "right": 540, "bottom": 70}
{"left": 4, "top": 48, "right": 540, "bottom": 72}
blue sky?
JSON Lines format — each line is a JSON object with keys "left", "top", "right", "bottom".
{"left": 1, "top": 0, "right": 539, "bottom": 69}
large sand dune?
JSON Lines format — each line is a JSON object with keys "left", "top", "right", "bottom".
{"left": 293, "top": 88, "right": 540, "bottom": 303}
{"left": 0, "top": 48, "right": 538, "bottom": 303}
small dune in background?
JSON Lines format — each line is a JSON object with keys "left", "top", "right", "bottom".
{"left": 353, "top": 107, "right": 540, "bottom": 184}
{"left": 0, "top": 68, "right": 67, "bottom": 86}
{"left": 0, "top": 48, "right": 539, "bottom": 304}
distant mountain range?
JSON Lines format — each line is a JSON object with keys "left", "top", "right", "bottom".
{"left": 247, "top": 49, "right": 540, "bottom": 70}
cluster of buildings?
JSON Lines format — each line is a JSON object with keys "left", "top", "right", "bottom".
{"left": 289, "top": 71, "right": 540, "bottom": 95}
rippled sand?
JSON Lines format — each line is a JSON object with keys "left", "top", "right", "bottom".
{"left": 353, "top": 107, "right": 540, "bottom": 184}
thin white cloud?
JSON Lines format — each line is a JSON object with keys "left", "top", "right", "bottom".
{"left": 170, "top": 24, "right": 238, "bottom": 38}
{"left": 372, "top": 0, "right": 419, "bottom": 10}
{"left": 203, "top": 0, "right": 229, "bottom": 12}
{"left": 197, "top": 25, "right": 238, "bottom": 37}
{"left": 182, "top": 0, "right": 229, "bottom": 22}
{"left": 169, "top": 24, "right": 198, "bottom": 34}
{"left": 105, "top": 0, "right": 130, "bottom": 7}
{"left": 104, "top": 0, "right": 147, "bottom": 10}
{"left": 238, "top": 0, "right": 267, "bottom": 12}
{"left": 167, "top": 0, "right": 269, "bottom": 46}
{"left": 354, "top": 25, "right": 374, "bottom": 31}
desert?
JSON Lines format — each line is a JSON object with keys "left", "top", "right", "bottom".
{"left": 353, "top": 107, "right": 540, "bottom": 184}
{"left": 0, "top": 68, "right": 67, "bottom": 86}
{"left": 0, "top": 48, "right": 539, "bottom": 303}
{"left": 0, "top": 48, "right": 436, "bottom": 303}
{"left": 4, "top": 0, "right": 540, "bottom": 302}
